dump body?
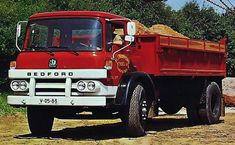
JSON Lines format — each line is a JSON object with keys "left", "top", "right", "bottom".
{"left": 131, "top": 34, "right": 226, "bottom": 77}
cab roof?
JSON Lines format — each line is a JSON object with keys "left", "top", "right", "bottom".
{"left": 29, "top": 11, "right": 126, "bottom": 20}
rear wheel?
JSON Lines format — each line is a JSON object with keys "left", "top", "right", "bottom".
{"left": 27, "top": 106, "right": 54, "bottom": 135}
{"left": 123, "top": 83, "right": 149, "bottom": 137}
{"left": 187, "top": 82, "right": 221, "bottom": 124}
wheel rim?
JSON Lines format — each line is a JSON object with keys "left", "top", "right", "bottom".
{"left": 141, "top": 99, "right": 148, "bottom": 121}
{"left": 139, "top": 87, "right": 148, "bottom": 127}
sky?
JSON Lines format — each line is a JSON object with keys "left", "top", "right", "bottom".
{"left": 165, "top": 0, "right": 234, "bottom": 13}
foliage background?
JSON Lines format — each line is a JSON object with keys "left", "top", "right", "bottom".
{"left": 0, "top": 0, "right": 234, "bottom": 90}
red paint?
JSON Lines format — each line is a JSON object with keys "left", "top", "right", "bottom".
{"left": 16, "top": 52, "right": 105, "bottom": 69}
{"left": 132, "top": 35, "right": 226, "bottom": 77}
{"left": 29, "top": 11, "right": 125, "bottom": 21}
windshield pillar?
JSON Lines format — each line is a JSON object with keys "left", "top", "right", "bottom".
{"left": 47, "top": 27, "right": 53, "bottom": 47}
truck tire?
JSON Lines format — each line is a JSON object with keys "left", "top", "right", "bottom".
{"left": 200, "top": 82, "right": 221, "bottom": 124}
{"left": 160, "top": 100, "right": 182, "bottom": 115}
{"left": 124, "top": 83, "right": 149, "bottom": 137}
{"left": 187, "top": 82, "right": 221, "bottom": 124}
{"left": 27, "top": 106, "right": 54, "bottom": 136}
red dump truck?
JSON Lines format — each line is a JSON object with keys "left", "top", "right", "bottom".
{"left": 8, "top": 11, "right": 226, "bottom": 137}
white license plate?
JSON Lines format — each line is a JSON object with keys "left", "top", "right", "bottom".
{"left": 39, "top": 98, "right": 58, "bottom": 105}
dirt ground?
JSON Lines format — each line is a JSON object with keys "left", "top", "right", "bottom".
{"left": 0, "top": 111, "right": 235, "bottom": 145}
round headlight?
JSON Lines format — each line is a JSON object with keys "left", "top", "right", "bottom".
{"left": 87, "top": 81, "right": 95, "bottom": 90}
{"left": 11, "top": 81, "right": 19, "bottom": 91}
{"left": 77, "top": 81, "right": 86, "bottom": 91}
{"left": 19, "top": 81, "right": 27, "bottom": 90}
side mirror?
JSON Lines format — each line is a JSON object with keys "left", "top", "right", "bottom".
{"left": 125, "top": 35, "right": 135, "bottom": 42}
{"left": 127, "top": 22, "right": 136, "bottom": 36}
{"left": 16, "top": 23, "right": 21, "bottom": 37}
{"left": 16, "top": 21, "right": 28, "bottom": 51}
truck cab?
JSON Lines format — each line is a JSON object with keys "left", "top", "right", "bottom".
{"left": 9, "top": 11, "right": 135, "bottom": 107}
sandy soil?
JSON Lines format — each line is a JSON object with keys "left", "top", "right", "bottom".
{"left": 0, "top": 112, "right": 235, "bottom": 145}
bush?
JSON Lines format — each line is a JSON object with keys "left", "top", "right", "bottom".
{"left": 0, "top": 93, "right": 26, "bottom": 116}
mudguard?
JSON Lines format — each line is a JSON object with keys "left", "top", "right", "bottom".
{"left": 115, "top": 72, "right": 157, "bottom": 107}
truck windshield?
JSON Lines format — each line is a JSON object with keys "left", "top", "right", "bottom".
{"left": 25, "top": 18, "right": 102, "bottom": 51}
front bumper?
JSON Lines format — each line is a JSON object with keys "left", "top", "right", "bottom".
{"left": 8, "top": 69, "right": 118, "bottom": 107}
{"left": 7, "top": 95, "right": 106, "bottom": 106}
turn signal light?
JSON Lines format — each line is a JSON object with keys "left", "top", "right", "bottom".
{"left": 10, "top": 61, "right": 16, "bottom": 69}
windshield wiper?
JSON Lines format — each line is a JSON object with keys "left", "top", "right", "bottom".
{"left": 29, "top": 46, "right": 79, "bottom": 56}
{"left": 67, "top": 47, "right": 80, "bottom": 56}
{"left": 47, "top": 46, "right": 68, "bottom": 49}
{"left": 30, "top": 46, "right": 46, "bottom": 51}
{"left": 29, "top": 46, "right": 56, "bottom": 56}
{"left": 48, "top": 46, "right": 80, "bottom": 56}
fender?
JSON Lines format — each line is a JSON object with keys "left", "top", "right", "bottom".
{"left": 115, "top": 72, "right": 157, "bottom": 107}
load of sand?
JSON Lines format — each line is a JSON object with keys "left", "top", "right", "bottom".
{"left": 133, "top": 20, "right": 189, "bottom": 39}
{"left": 132, "top": 20, "right": 151, "bottom": 35}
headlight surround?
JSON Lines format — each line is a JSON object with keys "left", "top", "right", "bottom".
{"left": 11, "top": 81, "right": 20, "bottom": 91}
{"left": 77, "top": 81, "right": 86, "bottom": 91}
{"left": 76, "top": 80, "right": 100, "bottom": 92}
{"left": 87, "top": 81, "right": 95, "bottom": 90}
{"left": 19, "top": 81, "right": 27, "bottom": 90}
{"left": 10, "top": 80, "right": 28, "bottom": 91}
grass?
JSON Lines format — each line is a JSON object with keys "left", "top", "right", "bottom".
{"left": 0, "top": 92, "right": 26, "bottom": 116}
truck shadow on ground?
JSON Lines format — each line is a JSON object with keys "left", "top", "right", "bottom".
{"left": 15, "top": 115, "right": 223, "bottom": 141}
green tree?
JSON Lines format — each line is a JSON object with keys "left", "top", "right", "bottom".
{"left": 221, "top": 12, "right": 235, "bottom": 76}
{"left": 0, "top": 0, "right": 47, "bottom": 57}
{"left": 53, "top": 0, "right": 175, "bottom": 27}
{"left": 0, "top": 0, "right": 48, "bottom": 81}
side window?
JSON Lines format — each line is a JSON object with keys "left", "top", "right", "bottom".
{"left": 52, "top": 28, "right": 60, "bottom": 47}
{"left": 112, "top": 23, "right": 124, "bottom": 45}
{"left": 106, "top": 22, "right": 125, "bottom": 52}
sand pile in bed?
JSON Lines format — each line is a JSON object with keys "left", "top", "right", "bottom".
{"left": 133, "top": 20, "right": 189, "bottom": 39}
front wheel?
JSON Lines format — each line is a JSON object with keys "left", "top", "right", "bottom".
{"left": 123, "top": 83, "right": 149, "bottom": 137}
{"left": 27, "top": 106, "right": 54, "bottom": 135}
